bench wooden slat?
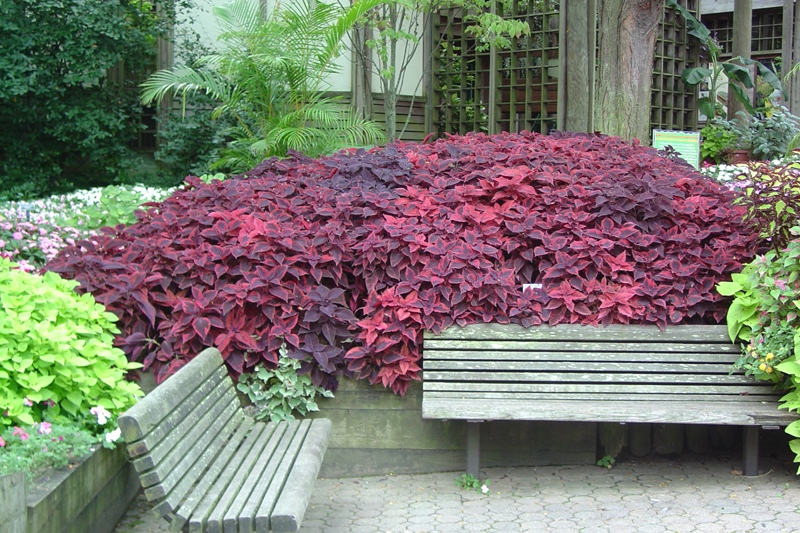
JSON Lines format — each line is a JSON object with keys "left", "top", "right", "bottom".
{"left": 424, "top": 370, "right": 762, "bottom": 384}
{"left": 189, "top": 424, "right": 284, "bottom": 532}
{"left": 424, "top": 348, "right": 739, "bottom": 361}
{"left": 424, "top": 341, "right": 740, "bottom": 354}
{"left": 143, "top": 401, "right": 242, "bottom": 500}
{"left": 254, "top": 420, "right": 313, "bottom": 533}
{"left": 271, "top": 418, "right": 333, "bottom": 532}
{"left": 125, "top": 366, "right": 229, "bottom": 459}
{"left": 223, "top": 420, "right": 306, "bottom": 532}
{"left": 424, "top": 323, "right": 731, "bottom": 342}
{"left": 136, "top": 386, "right": 238, "bottom": 479}
{"left": 233, "top": 422, "right": 298, "bottom": 533}
{"left": 233, "top": 421, "right": 311, "bottom": 533}
{"left": 206, "top": 424, "right": 292, "bottom": 533}
{"left": 119, "top": 347, "right": 225, "bottom": 441}
{"left": 168, "top": 417, "right": 255, "bottom": 525}
{"left": 423, "top": 381, "right": 776, "bottom": 395}
{"left": 423, "top": 391, "right": 783, "bottom": 402}
{"left": 422, "top": 398, "right": 798, "bottom": 426}
{"left": 424, "top": 360, "right": 739, "bottom": 373}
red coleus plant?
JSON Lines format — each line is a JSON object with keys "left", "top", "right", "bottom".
{"left": 46, "top": 131, "right": 761, "bottom": 395}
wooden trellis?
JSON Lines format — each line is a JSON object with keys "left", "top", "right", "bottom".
{"left": 432, "top": 0, "right": 701, "bottom": 136}
{"left": 704, "top": 7, "right": 784, "bottom": 58}
{"left": 651, "top": 0, "right": 701, "bottom": 132}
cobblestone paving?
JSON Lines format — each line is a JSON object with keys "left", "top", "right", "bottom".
{"left": 113, "top": 456, "right": 800, "bottom": 533}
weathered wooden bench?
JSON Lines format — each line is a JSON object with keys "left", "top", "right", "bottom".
{"left": 118, "top": 347, "right": 331, "bottom": 533}
{"left": 422, "top": 323, "right": 797, "bottom": 477}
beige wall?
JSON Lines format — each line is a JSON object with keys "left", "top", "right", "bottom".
{"left": 176, "top": 0, "right": 426, "bottom": 96}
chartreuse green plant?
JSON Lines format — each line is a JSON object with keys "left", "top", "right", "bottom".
{"left": 0, "top": 259, "right": 143, "bottom": 428}
{"left": 236, "top": 345, "right": 333, "bottom": 422}
{"left": 717, "top": 227, "right": 800, "bottom": 471}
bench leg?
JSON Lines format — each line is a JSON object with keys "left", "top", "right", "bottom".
{"left": 466, "top": 422, "right": 481, "bottom": 478}
{"left": 743, "top": 426, "right": 759, "bottom": 476}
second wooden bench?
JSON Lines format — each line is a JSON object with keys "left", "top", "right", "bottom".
{"left": 422, "top": 323, "right": 796, "bottom": 477}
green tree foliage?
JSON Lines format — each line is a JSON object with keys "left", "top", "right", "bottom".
{"left": 0, "top": 0, "right": 186, "bottom": 199}
{"left": 141, "top": 0, "right": 386, "bottom": 172}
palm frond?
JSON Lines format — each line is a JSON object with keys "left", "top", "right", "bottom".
{"left": 140, "top": 66, "right": 233, "bottom": 108}
{"left": 213, "top": 0, "right": 265, "bottom": 42}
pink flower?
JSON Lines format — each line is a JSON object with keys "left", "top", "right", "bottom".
{"left": 22, "top": 398, "right": 33, "bottom": 407}
{"left": 44, "top": 399, "right": 55, "bottom": 408}
{"left": 0, "top": 436, "right": 5, "bottom": 447}
{"left": 12, "top": 231, "right": 23, "bottom": 240}
{"left": 12, "top": 427, "right": 29, "bottom": 441}
{"left": 37, "top": 422, "right": 52, "bottom": 435}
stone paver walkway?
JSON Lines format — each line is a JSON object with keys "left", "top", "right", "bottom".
{"left": 113, "top": 455, "right": 800, "bottom": 533}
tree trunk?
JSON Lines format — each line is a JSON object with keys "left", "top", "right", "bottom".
{"left": 594, "top": 0, "right": 663, "bottom": 143}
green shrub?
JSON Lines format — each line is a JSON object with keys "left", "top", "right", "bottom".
{"left": 155, "top": 96, "right": 232, "bottom": 179}
{"left": 0, "top": 0, "right": 191, "bottom": 197}
{"left": 700, "top": 122, "right": 737, "bottom": 163}
{"left": 0, "top": 259, "right": 142, "bottom": 427}
{"left": 749, "top": 107, "right": 800, "bottom": 160}
{"left": 730, "top": 161, "right": 800, "bottom": 251}
{"left": 236, "top": 345, "right": 333, "bottom": 422}
{"left": 717, "top": 227, "right": 800, "bottom": 471}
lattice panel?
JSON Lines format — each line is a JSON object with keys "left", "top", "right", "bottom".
{"left": 434, "top": 1, "right": 701, "bottom": 136}
{"left": 494, "top": 0, "right": 560, "bottom": 134}
{"left": 433, "top": 9, "right": 492, "bottom": 136}
{"left": 703, "top": 8, "right": 784, "bottom": 58}
{"left": 651, "top": 0, "right": 701, "bottom": 132}
{"left": 433, "top": 0, "right": 560, "bottom": 136}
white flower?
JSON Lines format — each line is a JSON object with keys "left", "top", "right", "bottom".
{"left": 90, "top": 405, "right": 111, "bottom": 425}
{"left": 105, "top": 427, "right": 122, "bottom": 443}
{"left": 481, "top": 484, "right": 489, "bottom": 494}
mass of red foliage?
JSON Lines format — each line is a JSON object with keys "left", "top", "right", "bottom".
{"left": 46, "top": 131, "right": 760, "bottom": 395}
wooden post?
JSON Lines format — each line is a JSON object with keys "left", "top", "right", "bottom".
{"left": 466, "top": 421, "right": 481, "bottom": 478}
{"left": 559, "top": 0, "right": 596, "bottom": 133}
{"left": 424, "top": 12, "right": 434, "bottom": 136}
{"left": 729, "top": 0, "right": 753, "bottom": 119}
{"left": 793, "top": 3, "right": 800, "bottom": 112}
{"left": 782, "top": 0, "right": 794, "bottom": 112}
{"left": 487, "top": 2, "right": 498, "bottom": 134}
{"left": 743, "top": 426, "right": 759, "bottom": 476}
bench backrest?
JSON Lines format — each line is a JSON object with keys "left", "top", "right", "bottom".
{"left": 422, "top": 323, "right": 786, "bottom": 419}
{"left": 118, "top": 347, "right": 247, "bottom": 515}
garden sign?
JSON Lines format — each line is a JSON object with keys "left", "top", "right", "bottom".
{"left": 652, "top": 130, "right": 701, "bottom": 170}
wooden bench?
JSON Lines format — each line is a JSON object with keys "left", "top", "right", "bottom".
{"left": 118, "top": 347, "right": 331, "bottom": 533}
{"left": 422, "top": 323, "right": 797, "bottom": 477}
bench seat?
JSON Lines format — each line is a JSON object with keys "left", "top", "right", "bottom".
{"left": 118, "top": 348, "right": 331, "bottom": 533}
{"left": 422, "top": 323, "right": 797, "bottom": 477}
